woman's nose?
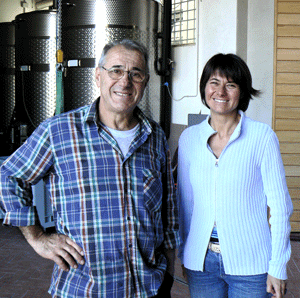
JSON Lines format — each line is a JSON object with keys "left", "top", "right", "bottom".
{"left": 217, "top": 85, "right": 226, "bottom": 95}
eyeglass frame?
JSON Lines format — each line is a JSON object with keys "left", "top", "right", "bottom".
{"left": 101, "top": 66, "right": 148, "bottom": 83}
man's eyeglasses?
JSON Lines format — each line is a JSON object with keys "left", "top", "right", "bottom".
{"left": 101, "top": 66, "right": 147, "bottom": 83}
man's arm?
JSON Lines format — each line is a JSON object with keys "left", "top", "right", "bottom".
{"left": 163, "top": 248, "right": 176, "bottom": 276}
{"left": 155, "top": 249, "right": 176, "bottom": 297}
{"left": 19, "top": 224, "right": 85, "bottom": 271}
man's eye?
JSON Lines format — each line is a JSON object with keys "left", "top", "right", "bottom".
{"left": 111, "top": 69, "right": 122, "bottom": 74}
{"left": 131, "top": 71, "right": 142, "bottom": 78}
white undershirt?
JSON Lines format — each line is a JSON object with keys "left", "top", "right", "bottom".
{"left": 107, "top": 124, "right": 139, "bottom": 156}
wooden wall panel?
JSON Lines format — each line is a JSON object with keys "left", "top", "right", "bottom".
{"left": 278, "top": 37, "right": 300, "bottom": 48}
{"left": 282, "top": 153, "right": 300, "bottom": 165}
{"left": 291, "top": 198, "right": 300, "bottom": 210}
{"left": 277, "top": 131, "right": 300, "bottom": 142}
{"left": 278, "top": 14, "right": 300, "bottom": 25}
{"left": 291, "top": 211, "right": 300, "bottom": 222}
{"left": 277, "top": 49, "right": 300, "bottom": 60}
{"left": 286, "top": 177, "right": 300, "bottom": 188}
{"left": 285, "top": 166, "right": 300, "bottom": 176}
{"left": 278, "top": 25, "right": 300, "bottom": 36}
{"left": 276, "top": 96, "right": 300, "bottom": 107}
{"left": 275, "top": 107, "right": 300, "bottom": 118}
{"left": 278, "top": 3, "right": 300, "bottom": 14}
{"left": 276, "top": 84, "right": 300, "bottom": 95}
{"left": 277, "top": 61, "right": 300, "bottom": 73}
{"left": 289, "top": 188, "right": 300, "bottom": 199}
{"left": 276, "top": 119, "right": 300, "bottom": 131}
{"left": 274, "top": 1, "right": 300, "bottom": 232}
{"left": 277, "top": 73, "right": 300, "bottom": 84}
{"left": 280, "top": 142, "right": 300, "bottom": 153}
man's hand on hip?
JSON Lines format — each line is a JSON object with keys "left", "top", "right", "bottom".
{"left": 19, "top": 225, "right": 85, "bottom": 271}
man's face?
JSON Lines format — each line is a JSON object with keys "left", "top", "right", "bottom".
{"left": 95, "top": 45, "right": 149, "bottom": 118}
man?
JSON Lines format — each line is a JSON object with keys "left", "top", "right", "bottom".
{"left": 0, "top": 39, "right": 180, "bottom": 297}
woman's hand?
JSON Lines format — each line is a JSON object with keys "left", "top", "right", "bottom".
{"left": 267, "top": 274, "right": 287, "bottom": 297}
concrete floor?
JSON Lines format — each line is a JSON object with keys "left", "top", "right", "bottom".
{"left": 0, "top": 221, "right": 299, "bottom": 297}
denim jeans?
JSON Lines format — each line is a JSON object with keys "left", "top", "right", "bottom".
{"left": 185, "top": 249, "right": 273, "bottom": 298}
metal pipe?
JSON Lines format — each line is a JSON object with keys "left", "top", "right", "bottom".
{"left": 36, "top": 0, "right": 53, "bottom": 9}
{"left": 160, "top": 0, "right": 172, "bottom": 139}
{"left": 52, "top": 0, "right": 58, "bottom": 9}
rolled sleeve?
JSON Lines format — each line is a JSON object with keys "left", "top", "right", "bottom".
{"left": 3, "top": 206, "right": 39, "bottom": 227}
{"left": 1, "top": 170, "right": 39, "bottom": 227}
{"left": 0, "top": 121, "right": 53, "bottom": 228}
{"left": 162, "top": 144, "right": 180, "bottom": 250}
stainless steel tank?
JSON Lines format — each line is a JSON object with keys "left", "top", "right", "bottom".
{"left": 14, "top": 10, "right": 57, "bottom": 135}
{"left": 0, "top": 22, "right": 15, "bottom": 137}
{"left": 61, "top": 0, "right": 162, "bottom": 123}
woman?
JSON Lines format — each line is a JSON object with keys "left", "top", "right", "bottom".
{"left": 177, "top": 53, "right": 293, "bottom": 298}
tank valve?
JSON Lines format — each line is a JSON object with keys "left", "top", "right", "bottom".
{"left": 56, "top": 49, "right": 64, "bottom": 64}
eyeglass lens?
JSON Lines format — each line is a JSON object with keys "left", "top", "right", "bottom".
{"left": 103, "top": 67, "right": 145, "bottom": 82}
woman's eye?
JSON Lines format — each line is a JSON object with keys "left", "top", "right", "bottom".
{"left": 227, "top": 84, "right": 237, "bottom": 89}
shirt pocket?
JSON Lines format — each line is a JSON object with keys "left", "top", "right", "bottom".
{"left": 142, "top": 168, "right": 164, "bottom": 249}
{"left": 143, "top": 168, "right": 163, "bottom": 214}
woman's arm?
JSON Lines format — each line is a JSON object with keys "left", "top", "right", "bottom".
{"left": 261, "top": 131, "right": 293, "bottom": 280}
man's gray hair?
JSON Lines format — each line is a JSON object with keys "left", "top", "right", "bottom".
{"left": 98, "top": 39, "right": 149, "bottom": 74}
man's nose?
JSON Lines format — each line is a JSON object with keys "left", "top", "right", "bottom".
{"left": 119, "top": 71, "right": 132, "bottom": 85}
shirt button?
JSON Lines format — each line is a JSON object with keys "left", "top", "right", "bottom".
{"left": 127, "top": 217, "right": 130, "bottom": 221}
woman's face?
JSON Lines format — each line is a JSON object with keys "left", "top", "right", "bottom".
{"left": 205, "top": 72, "right": 240, "bottom": 117}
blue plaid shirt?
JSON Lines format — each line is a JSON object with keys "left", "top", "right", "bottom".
{"left": 0, "top": 99, "right": 180, "bottom": 297}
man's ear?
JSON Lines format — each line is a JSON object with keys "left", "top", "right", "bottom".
{"left": 144, "top": 74, "right": 150, "bottom": 88}
{"left": 95, "top": 67, "right": 101, "bottom": 88}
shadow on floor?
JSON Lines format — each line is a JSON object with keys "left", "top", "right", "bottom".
{"left": 0, "top": 221, "right": 299, "bottom": 297}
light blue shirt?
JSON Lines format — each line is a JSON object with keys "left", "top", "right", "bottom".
{"left": 178, "top": 111, "right": 293, "bottom": 279}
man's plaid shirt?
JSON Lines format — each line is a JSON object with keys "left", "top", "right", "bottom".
{"left": 0, "top": 99, "right": 180, "bottom": 297}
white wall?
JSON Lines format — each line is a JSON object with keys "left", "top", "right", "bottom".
{"left": 171, "top": 0, "right": 274, "bottom": 127}
{"left": 0, "top": 0, "right": 35, "bottom": 22}
{"left": 246, "top": 0, "right": 274, "bottom": 126}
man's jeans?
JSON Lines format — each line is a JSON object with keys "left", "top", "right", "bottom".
{"left": 185, "top": 249, "right": 273, "bottom": 298}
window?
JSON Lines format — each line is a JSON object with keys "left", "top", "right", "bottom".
{"left": 171, "top": 0, "right": 196, "bottom": 46}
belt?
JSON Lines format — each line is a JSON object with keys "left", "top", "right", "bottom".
{"left": 208, "top": 242, "right": 221, "bottom": 253}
